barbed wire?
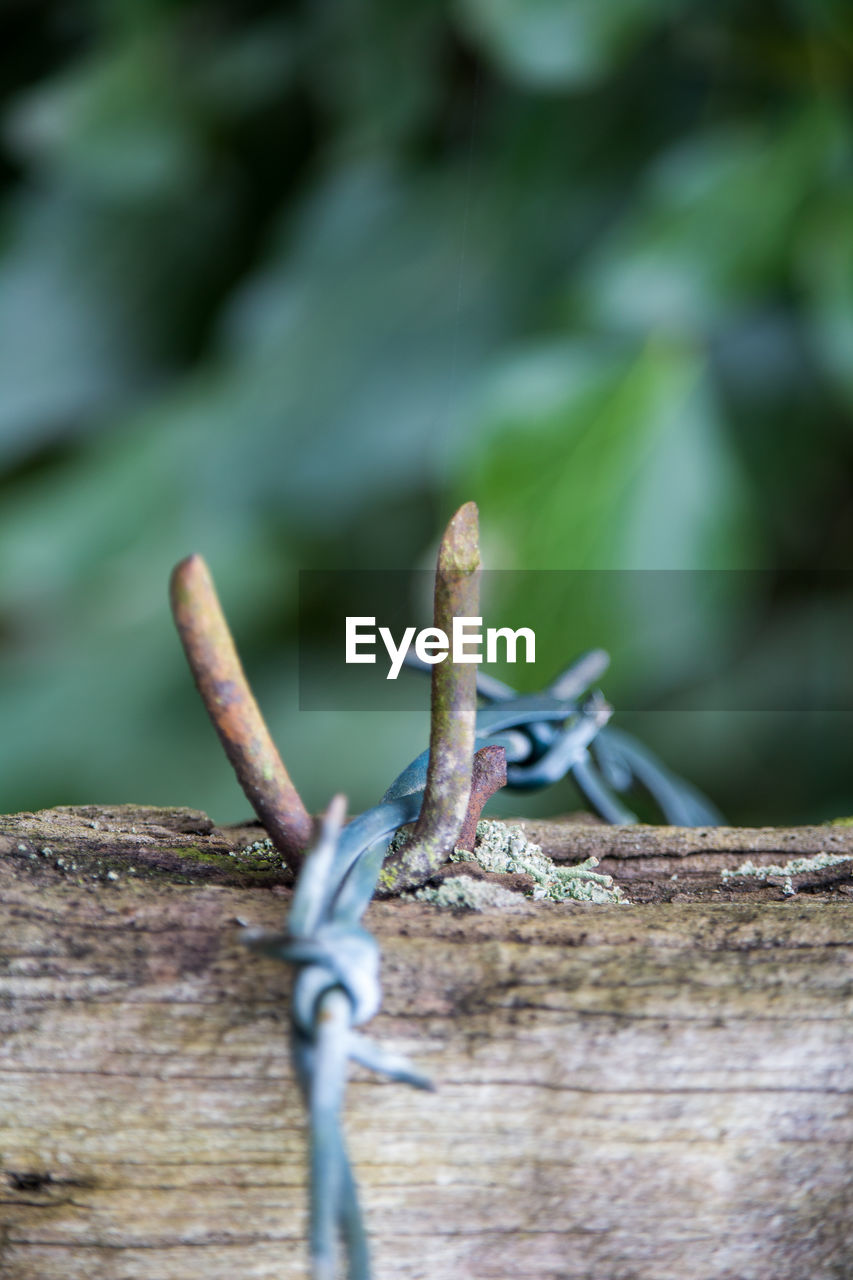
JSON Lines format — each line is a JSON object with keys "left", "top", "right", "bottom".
{"left": 243, "top": 793, "right": 432, "bottom": 1280}
{"left": 240, "top": 650, "right": 721, "bottom": 1279}
{"left": 171, "top": 515, "right": 721, "bottom": 1280}
{"left": 401, "top": 648, "right": 723, "bottom": 825}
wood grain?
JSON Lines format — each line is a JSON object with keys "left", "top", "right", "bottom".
{"left": 1, "top": 805, "right": 852, "bottom": 1279}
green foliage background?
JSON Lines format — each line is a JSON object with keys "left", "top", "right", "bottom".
{"left": 1, "top": 0, "right": 852, "bottom": 825}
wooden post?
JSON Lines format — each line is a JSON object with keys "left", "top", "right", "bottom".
{"left": 1, "top": 805, "right": 852, "bottom": 1279}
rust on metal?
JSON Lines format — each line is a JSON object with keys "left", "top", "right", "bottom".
{"left": 378, "top": 502, "right": 481, "bottom": 893}
{"left": 456, "top": 744, "right": 507, "bottom": 853}
{"left": 169, "top": 554, "right": 313, "bottom": 869}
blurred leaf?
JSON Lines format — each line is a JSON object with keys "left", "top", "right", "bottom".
{"left": 576, "top": 108, "right": 843, "bottom": 337}
{"left": 0, "top": 180, "right": 238, "bottom": 461}
{"left": 303, "top": 0, "right": 443, "bottom": 146}
{"left": 457, "top": 338, "right": 700, "bottom": 568}
{"left": 454, "top": 338, "right": 757, "bottom": 687}
{"left": 5, "top": 36, "right": 203, "bottom": 200}
{"left": 195, "top": 19, "right": 296, "bottom": 118}
{"left": 197, "top": 162, "right": 514, "bottom": 529}
{"left": 456, "top": 0, "right": 682, "bottom": 88}
{"left": 0, "top": 23, "right": 247, "bottom": 462}
{"left": 0, "top": 194, "right": 149, "bottom": 457}
{"left": 797, "top": 183, "right": 853, "bottom": 408}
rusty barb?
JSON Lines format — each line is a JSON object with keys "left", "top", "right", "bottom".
{"left": 457, "top": 744, "right": 507, "bottom": 853}
{"left": 170, "top": 554, "right": 313, "bottom": 870}
{"left": 377, "top": 501, "right": 483, "bottom": 894}
{"left": 169, "top": 502, "right": 498, "bottom": 892}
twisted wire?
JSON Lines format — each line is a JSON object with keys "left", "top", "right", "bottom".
{"left": 244, "top": 650, "right": 722, "bottom": 1278}
{"left": 244, "top": 794, "right": 432, "bottom": 1280}
{"left": 401, "top": 648, "right": 723, "bottom": 824}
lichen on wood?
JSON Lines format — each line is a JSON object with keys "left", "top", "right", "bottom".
{"left": 451, "top": 818, "right": 627, "bottom": 903}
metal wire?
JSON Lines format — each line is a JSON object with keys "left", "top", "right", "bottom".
{"left": 402, "top": 648, "right": 723, "bottom": 824}
{"left": 244, "top": 651, "right": 723, "bottom": 1279}
{"left": 243, "top": 795, "right": 432, "bottom": 1280}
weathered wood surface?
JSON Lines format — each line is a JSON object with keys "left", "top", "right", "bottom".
{"left": 1, "top": 805, "right": 852, "bottom": 1280}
